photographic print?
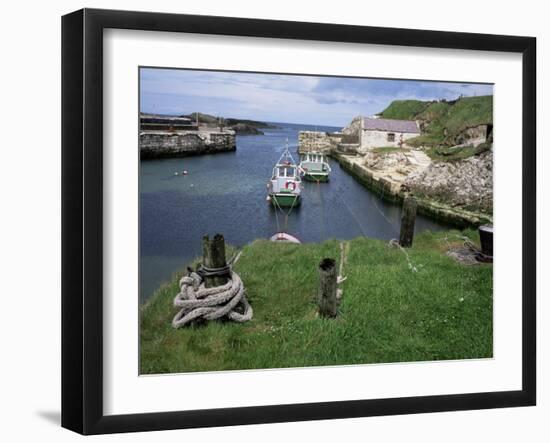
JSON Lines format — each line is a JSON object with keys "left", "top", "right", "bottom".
{"left": 139, "top": 67, "right": 494, "bottom": 375}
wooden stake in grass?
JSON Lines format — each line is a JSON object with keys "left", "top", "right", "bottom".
{"left": 399, "top": 196, "right": 417, "bottom": 248}
{"left": 202, "top": 234, "right": 230, "bottom": 288}
{"left": 318, "top": 258, "right": 338, "bottom": 318}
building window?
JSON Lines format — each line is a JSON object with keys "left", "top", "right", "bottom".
{"left": 387, "top": 133, "right": 395, "bottom": 142}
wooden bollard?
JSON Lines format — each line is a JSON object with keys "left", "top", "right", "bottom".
{"left": 318, "top": 258, "right": 338, "bottom": 318}
{"left": 202, "top": 234, "right": 229, "bottom": 288}
{"left": 399, "top": 196, "right": 417, "bottom": 248}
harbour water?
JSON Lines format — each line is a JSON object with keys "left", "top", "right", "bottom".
{"left": 140, "top": 122, "right": 451, "bottom": 303}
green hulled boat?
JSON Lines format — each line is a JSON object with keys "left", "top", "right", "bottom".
{"left": 298, "top": 152, "right": 331, "bottom": 182}
{"left": 267, "top": 143, "right": 302, "bottom": 208}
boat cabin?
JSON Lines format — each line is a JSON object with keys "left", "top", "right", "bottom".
{"left": 299, "top": 152, "right": 331, "bottom": 173}
{"left": 301, "top": 152, "right": 327, "bottom": 163}
{"left": 273, "top": 164, "right": 297, "bottom": 178}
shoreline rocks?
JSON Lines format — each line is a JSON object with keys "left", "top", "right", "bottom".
{"left": 404, "top": 150, "right": 493, "bottom": 214}
{"left": 332, "top": 150, "right": 493, "bottom": 227}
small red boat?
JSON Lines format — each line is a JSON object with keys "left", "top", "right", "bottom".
{"left": 269, "top": 232, "right": 301, "bottom": 244}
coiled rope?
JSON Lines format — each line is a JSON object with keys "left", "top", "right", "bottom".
{"left": 172, "top": 252, "right": 253, "bottom": 328}
{"left": 441, "top": 234, "right": 492, "bottom": 264}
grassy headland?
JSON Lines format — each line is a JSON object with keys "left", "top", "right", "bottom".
{"left": 183, "top": 112, "right": 277, "bottom": 134}
{"left": 140, "top": 230, "right": 492, "bottom": 374}
{"left": 380, "top": 95, "right": 493, "bottom": 150}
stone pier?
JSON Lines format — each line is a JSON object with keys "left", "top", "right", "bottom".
{"left": 298, "top": 131, "right": 342, "bottom": 154}
{"left": 140, "top": 129, "right": 236, "bottom": 159}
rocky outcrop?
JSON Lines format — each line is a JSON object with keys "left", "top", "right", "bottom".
{"left": 364, "top": 151, "right": 414, "bottom": 175}
{"left": 450, "top": 124, "right": 491, "bottom": 147}
{"left": 333, "top": 151, "right": 493, "bottom": 227}
{"left": 404, "top": 150, "right": 493, "bottom": 213}
{"left": 341, "top": 116, "right": 362, "bottom": 138}
{"left": 140, "top": 130, "right": 236, "bottom": 159}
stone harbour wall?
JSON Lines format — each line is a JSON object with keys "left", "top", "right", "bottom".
{"left": 332, "top": 152, "right": 493, "bottom": 228}
{"left": 298, "top": 131, "right": 342, "bottom": 154}
{"left": 140, "top": 130, "right": 236, "bottom": 159}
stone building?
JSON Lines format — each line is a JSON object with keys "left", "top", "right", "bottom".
{"left": 343, "top": 116, "right": 420, "bottom": 153}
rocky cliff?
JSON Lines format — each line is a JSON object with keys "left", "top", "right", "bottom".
{"left": 404, "top": 149, "right": 493, "bottom": 214}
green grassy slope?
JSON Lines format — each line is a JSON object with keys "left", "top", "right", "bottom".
{"left": 380, "top": 95, "right": 493, "bottom": 148}
{"left": 140, "top": 231, "right": 493, "bottom": 374}
{"left": 378, "top": 99, "right": 428, "bottom": 120}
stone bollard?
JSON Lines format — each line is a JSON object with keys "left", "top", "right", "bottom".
{"left": 318, "top": 258, "right": 338, "bottom": 318}
{"left": 399, "top": 196, "right": 418, "bottom": 248}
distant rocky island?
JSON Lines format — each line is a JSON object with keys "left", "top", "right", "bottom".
{"left": 181, "top": 112, "right": 278, "bottom": 135}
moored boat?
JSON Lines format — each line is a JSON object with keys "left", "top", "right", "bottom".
{"left": 269, "top": 232, "right": 301, "bottom": 244}
{"left": 267, "top": 142, "right": 302, "bottom": 208}
{"left": 298, "top": 152, "right": 331, "bottom": 182}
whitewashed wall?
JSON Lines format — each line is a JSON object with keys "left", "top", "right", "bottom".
{"left": 360, "top": 129, "right": 418, "bottom": 151}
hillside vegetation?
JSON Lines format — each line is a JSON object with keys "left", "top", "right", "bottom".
{"left": 378, "top": 99, "right": 428, "bottom": 120}
{"left": 380, "top": 95, "right": 493, "bottom": 148}
{"left": 140, "top": 231, "right": 492, "bottom": 374}
{"left": 184, "top": 112, "right": 276, "bottom": 128}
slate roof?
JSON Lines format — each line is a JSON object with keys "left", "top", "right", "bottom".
{"left": 363, "top": 117, "right": 420, "bottom": 134}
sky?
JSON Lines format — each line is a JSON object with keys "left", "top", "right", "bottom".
{"left": 140, "top": 68, "right": 493, "bottom": 127}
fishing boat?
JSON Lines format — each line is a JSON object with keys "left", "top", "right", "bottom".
{"left": 298, "top": 151, "right": 332, "bottom": 182}
{"left": 266, "top": 142, "right": 302, "bottom": 208}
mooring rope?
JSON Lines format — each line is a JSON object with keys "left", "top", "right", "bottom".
{"left": 272, "top": 192, "right": 299, "bottom": 233}
{"left": 372, "top": 197, "right": 399, "bottom": 235}
{"left": 336, "top": 241, "right": 349, "bottom": 300}
{"left": 340, "top": 193, "right": 368, "bottom": 237}
{"left": 172, "top": 251, "right": 253, "bottom": 328}
{"left": 387, "top": 238, "right": 423, "bottom": 273}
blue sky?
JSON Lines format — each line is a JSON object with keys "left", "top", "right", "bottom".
{"left": 140, "top": 68, "right": 493, "bottom": 127}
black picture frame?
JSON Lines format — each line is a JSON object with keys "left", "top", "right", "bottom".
{"left": 62, "top": 8, "right": 537, "bottom": 435}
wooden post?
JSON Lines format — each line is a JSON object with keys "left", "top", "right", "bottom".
{"left": 202, "top": 234, "right": 229, "bottom": 288}
{"left": 399, "top": 196, "right": 417, "bottom": 248}
{"left": 318, "top": 258, "right": 338, "bottom": 318}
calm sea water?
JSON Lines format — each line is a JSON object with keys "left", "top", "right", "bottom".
{"left": 140, "top": 122, "right": 450, "bottom": 302}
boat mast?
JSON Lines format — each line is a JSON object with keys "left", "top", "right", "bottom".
{"left": 277, "top": 138, "right": 296, "bottom": 165}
